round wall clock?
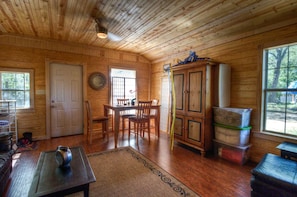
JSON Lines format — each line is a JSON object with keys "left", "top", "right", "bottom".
{"left": 88, "top": 72, "right": 106, "bottom": 90}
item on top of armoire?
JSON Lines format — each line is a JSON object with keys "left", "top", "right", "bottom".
{"left": 176, "top": 51, "right": 199, "bottom": 65}
{"left": 174, "top": 51, "right": 213, "bottom": 66}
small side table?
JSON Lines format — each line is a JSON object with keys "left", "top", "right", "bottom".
{"left": 276, "top": 141, "right": 297, "bottom": 160}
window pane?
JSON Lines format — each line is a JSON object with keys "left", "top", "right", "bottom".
{"left": 112, "top": 77, "right": 125, "bottom": 105}
{"left": 288, "top": 66, "right": 297, "bottom": 83}
{"left": 286, "top": 107, "right": 297, "bottom": 135}
{"left": 125, "top": 78, "right": 136, "bottom": 100}
{"left": 266, "top": 52, "right": 289, "bottom": 89}
{"left": 264, "top": 92, "right": 286, "bottom": 132}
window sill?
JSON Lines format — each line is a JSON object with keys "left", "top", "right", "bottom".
{"left": 16, "top": 108, "right": 35, "bottom": 113}
{"left": 252, "top": 130, "right": 297, "bottom": 143}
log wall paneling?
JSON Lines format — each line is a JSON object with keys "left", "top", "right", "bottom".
{"left": 151, "top": 24, "right": 297, "bottom": 163}
{"left": 0, "top": 42, "right": 150, "bottom": 140}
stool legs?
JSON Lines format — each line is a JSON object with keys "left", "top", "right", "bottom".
{"left": 103, "top": 120, "right": 109, "bottom": 140}
{"left": 87, "top": 119, "right": 109, "bottom": 144}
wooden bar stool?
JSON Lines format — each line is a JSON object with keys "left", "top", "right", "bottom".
{"left": 117, "top": 98, "right": 135, "bottom": 137}
{"left": 85, "top": 100, "right": 109, "bottom": 144}
{"left": 128, "top": 101, "right": 152, "bottom": 144}
{"left": 149, "top": 99, "right": 159, "bottom": 137}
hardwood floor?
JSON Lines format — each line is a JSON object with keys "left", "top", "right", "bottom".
{"left": 3, "top": 131, "right": 256, "bottom": 197}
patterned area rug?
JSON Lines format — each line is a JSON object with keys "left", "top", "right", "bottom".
{"left": 69, "top": 147, "right": 199, "bottom": 197}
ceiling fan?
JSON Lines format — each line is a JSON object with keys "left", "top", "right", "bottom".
{"left": 95, "top": 18, "right": 122, "bottom": 41}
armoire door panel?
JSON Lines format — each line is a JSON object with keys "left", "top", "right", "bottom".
{"left": 187, "top": 119, "right": 201, "bottom": 141}
{"left": 185, "top": 118, "right": 203, "bottom": 146}
{"left": 188, "top": 70, "right": 202, "bottom": 113}
{"left": 173, "top": 73, "right": 184, "bottom": 112}
{"left": 173, "top": 116, "right": 184, "bottom": 140}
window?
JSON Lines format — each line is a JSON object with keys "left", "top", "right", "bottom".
{"left": 0, "top": 68, "right": 34, "bottom": 109}
{"left": 262, "top": 43, "right": 297, "bottom": 137}
{"left": 110, "top": 68, "right": 136, "bottom": 105}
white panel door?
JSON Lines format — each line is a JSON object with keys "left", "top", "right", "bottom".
{"left": 50, "top": 63, "right": 83, "bottom": 137}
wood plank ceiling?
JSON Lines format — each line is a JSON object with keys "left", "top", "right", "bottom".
{"left": 0, "top": 0, "right": 297, "bottom": 62}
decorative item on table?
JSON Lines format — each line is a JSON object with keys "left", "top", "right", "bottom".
{"left": 55, "top": 145, "right": 72, "bottom": 168}
{"left": 129, "top": 89, "right": 137, "bottom": 105}
{"left": 131, "top": 98, "right": 136, "bottom": 106}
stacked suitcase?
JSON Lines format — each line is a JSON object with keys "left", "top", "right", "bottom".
{"left": 213, "top": 107, "right": 252, "bottom": 165}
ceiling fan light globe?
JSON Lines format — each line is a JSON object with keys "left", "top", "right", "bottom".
{"left": 97, "top": 32, "right": 108, "bottom": 39}
{"left": 96, "top": 24, "right": 108, "bottom": 39}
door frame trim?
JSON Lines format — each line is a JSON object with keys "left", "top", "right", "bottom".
{"left": 45, "top": 58, "right": 87, "bottom": 139}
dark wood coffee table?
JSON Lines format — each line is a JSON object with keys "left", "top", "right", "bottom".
{"left": 28, "top": 146, "right": 96, "bottom": 197}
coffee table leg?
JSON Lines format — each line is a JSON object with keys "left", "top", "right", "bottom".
{"left": 83, "top": 184, "right": 89, "bottom": 197}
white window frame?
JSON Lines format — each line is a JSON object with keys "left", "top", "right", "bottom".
{"left": 261, "top": 42, "right": 297, "bottom": 137}
{"left": 110, "top": 68, "right": 137, "bottom": 106}
{"left": 0, "top": 67, "right": 34, "bottom": 110}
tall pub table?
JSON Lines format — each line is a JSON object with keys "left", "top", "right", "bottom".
{"left": 28, "top": 146, "right": 95, "bottom": 197}
{"left": 104, "top": 104, "right": 161, "bottom": 148}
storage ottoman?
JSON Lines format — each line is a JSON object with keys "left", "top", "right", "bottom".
{"left": 0, "top": 153, "right": 13, "bottom": 194}
{"left": 250, "top": 153, "right": 297, "bottom": 197}
{"left": 0, "top": 132, "right": 14, "bottom": 195}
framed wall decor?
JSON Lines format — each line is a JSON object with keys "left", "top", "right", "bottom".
{"left": 88, "top": 72, "right": 106, "bottom": 90}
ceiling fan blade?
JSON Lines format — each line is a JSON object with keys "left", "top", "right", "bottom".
{"left": 108, "top": 32, "right": 122, "bottom": 41}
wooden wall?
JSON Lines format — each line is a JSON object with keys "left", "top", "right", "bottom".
{"left": 0, "top": 35, "right": 151, "bottom": 139}
{"left": 151, "top": 24, "right": 297, "bottom": 162}
{"left": 1, "top": 23, "right": 297, "bottom": 163}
